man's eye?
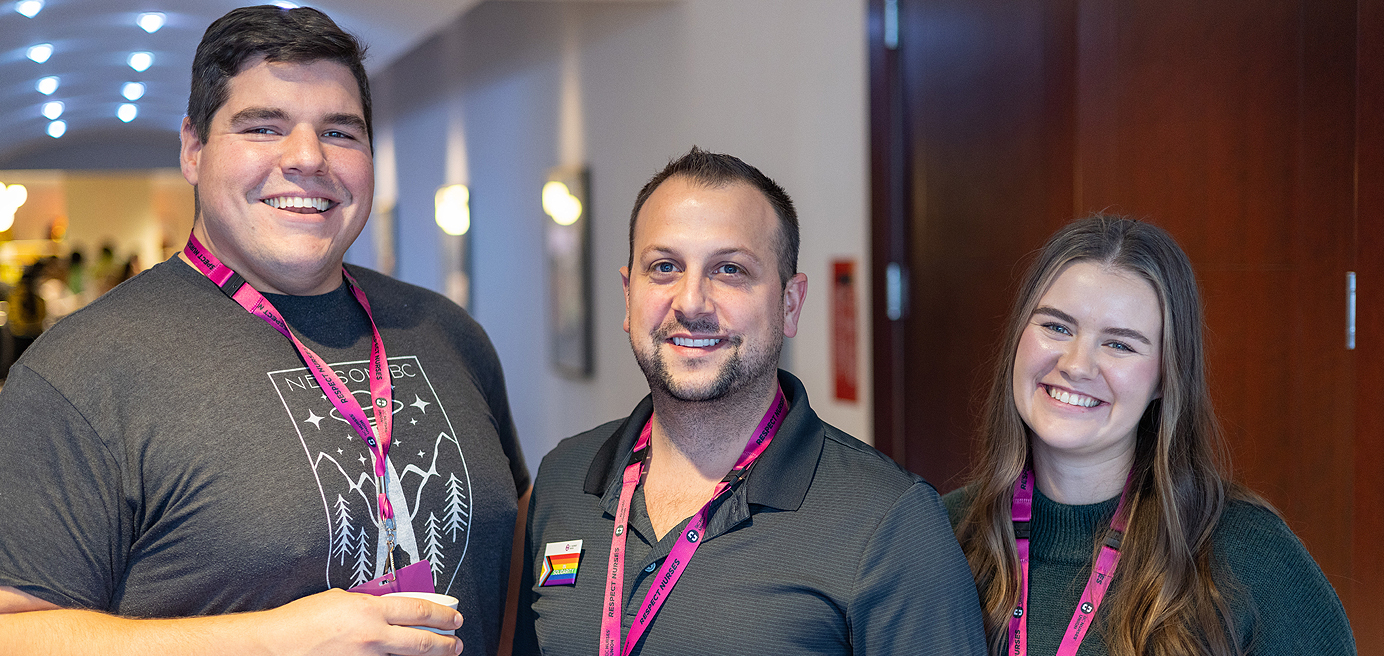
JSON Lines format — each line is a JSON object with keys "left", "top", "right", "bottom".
{"left": 324, "top": 130, "right": 354, "bottom": 140}
{"left": 654, "top": 262, "right": 676, "bottom": 273}
{"left": 720, "top": 264, "right": 741, "bottom": 275}
{"left": 246, "top": 127, "right": 279, "bottom": 135}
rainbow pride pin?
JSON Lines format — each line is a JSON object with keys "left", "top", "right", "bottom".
{"left": 540, "top": 539, "right": 583, "bottom": 586}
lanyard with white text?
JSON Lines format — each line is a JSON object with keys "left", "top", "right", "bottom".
{"left": 599, "top": 387, "right": 788, "bottom": 656}
{"left": 1010, "top": 469, "right": 1132, "bottom": 656}
{"left": 184, "top": 234, "right": 401, "bottom": 577}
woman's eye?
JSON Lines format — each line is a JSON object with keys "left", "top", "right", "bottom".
{"left": 1106, "top": 341, "right": 1135, "bottom": 353}
{"left": 1041, "top": 322, "right": 1072, "bottom": 336}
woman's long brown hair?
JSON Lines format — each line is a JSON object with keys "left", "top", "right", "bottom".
{"left": 953, "top": 215, "right": 1267, "bottom": 656}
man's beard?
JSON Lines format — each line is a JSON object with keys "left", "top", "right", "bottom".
{"left": 633, "top": 314, "right": 781, "bottom": 403}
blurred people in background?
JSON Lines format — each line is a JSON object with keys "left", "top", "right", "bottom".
{"left": 90, "top": 244, "right": 122, "bottom": 297}
{"left": 5, "top": 263, "right": 44, "bottom": 362}
{"left": 65, "top": 251, "right": 84, "bottom": 298}
{"left": 35, "top": 257, "right": 79, "bottom": 327}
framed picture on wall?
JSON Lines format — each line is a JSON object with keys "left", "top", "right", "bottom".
{"left": 544, "top": 165, "right": 592, "bottom": 378}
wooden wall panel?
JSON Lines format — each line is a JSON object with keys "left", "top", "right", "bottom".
{"left": 891, "top": 0, "right": 1078, "bottom": 488}
{"left": 1354, "top": 0, "right": 1384, "bottom": 646}
{"left": 1073, "top": 0, "right": 1357, "bottom": 597}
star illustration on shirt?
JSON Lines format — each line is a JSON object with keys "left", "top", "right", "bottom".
{"left": 409, "top": 395, "right": 431, "bottom": 413}
{"left": 410, "top": 418, "right": 418, "bottom": 426}
{"left": 357, "top": 454, "right": 367, "bottom": 465}
{"left": 303, "top": 410, "right": 325, "bottom": 429}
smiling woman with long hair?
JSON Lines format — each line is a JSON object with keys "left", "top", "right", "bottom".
{"left": 944, "top": 215, "right": 1355, "bottom": 656}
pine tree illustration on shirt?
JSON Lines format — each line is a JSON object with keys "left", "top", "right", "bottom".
{"left": 333, "top": 494, "right": 355, "bottom": 566}
{"left": 270, "top": 355, "right": 475, "bottom": 594}
{"left": 423, "top": 512, "right": 446, "bottom": 580}
{"left": 444, "top": 473, "right": 470, "bottom": 541}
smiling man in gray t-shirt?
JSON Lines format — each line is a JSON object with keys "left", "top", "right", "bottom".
{"left": 0, "top": 7, "right": 525, "bottom": 656}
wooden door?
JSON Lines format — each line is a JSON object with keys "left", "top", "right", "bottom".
{"left": 869, "top": 0, "right": 1379, "bottom": 644}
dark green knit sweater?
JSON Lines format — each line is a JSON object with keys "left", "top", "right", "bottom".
{"left": 942, "top": 486, "right": 1356, "bottom": 655}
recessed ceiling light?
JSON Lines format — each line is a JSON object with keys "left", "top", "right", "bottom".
{"left": 36, "top": 76, "right": 59, "bottom": 95}
{"left": 118, "top": 103, "right": 138, "bottom": 123}
{"left": 128, "top": 51, "right": 153, "bottom": 72}
{"left": 41, "top": 101, "right": 64, "bottom": 120}
{"left": 26, "top": 43, "right": 53, "bottom": 64}
{"left": 274, "top": 1, "right": 299, "bottom": 7}
{"left": 16, "top": 0, "right": 43, "bottom": 18}
{"left": 137, "top": 12, "right": 165, "bottom": 33}
{"left": 122, "top": 82, "right": 146, "bottom": 101}
{"left": 47, "top": 120, "right": 65, "bottom": 138}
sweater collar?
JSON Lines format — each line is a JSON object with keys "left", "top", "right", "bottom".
{"left": 1030, "top": 486, "right": 1121, "bottom": 565}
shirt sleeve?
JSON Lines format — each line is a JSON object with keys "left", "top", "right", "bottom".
{"left": 476, "top": 333, "right": 529, "bottom": 495}
{"left": 455, "top": 309, "right": 529, "bottom": 496}
{"left": 0, "top": 364, "right": 128, "bottom": 610}
{"left": 1217, "top": 503, "right": 1357, "bottom": 656}
{"left": 850, "top": 481, "right": 988, "bottom": 655}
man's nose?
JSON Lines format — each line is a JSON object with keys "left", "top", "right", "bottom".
{"left": 671, "top": 273, "right": 713, "bottom": 319}
{"left": 280, "top": 125, "right": 328, "bottom": 176}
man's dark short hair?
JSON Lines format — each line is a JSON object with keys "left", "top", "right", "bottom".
{"left": 188, "top": 5, "right": 371, "bottom": 145}
{"left": 629, "top": 147, "right": 799, "bottom": 287}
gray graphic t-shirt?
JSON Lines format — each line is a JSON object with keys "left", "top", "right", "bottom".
{"left": 0, "top": 257, "right": 526, "bottom": 655}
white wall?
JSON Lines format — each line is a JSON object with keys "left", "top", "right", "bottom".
{"left": 355, "top": 0, "right": 872, "bottom": 477}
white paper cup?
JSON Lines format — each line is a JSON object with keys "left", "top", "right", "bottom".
{"left": 384, "top": 592, "right": 460, "bottom": 635}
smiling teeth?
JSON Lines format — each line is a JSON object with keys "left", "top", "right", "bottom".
{"left": 265, "top": 197, "right": 330, "bottom": 211}
{"left": 1048, "top": 386, "right": 1099, "bottom": 408}
{"left": 673, "top": 337, "right": 721, "bottom": 347}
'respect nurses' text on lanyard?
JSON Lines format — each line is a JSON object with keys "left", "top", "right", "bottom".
{"left": 1010, "top": 469, "right": 1133, "bottom": 656}
{"left": 599, "top": 387, "right": 788, "bottom": 656}
{"left": 183, "top": 234, "right": 402, "bottom": 578}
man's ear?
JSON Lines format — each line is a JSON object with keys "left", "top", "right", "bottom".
{"left": 621, "top": 266, "right": 632, "bottom": 334}
{"left": 180, "top": 117, "right": 203, "bottom": 187}
{"left": 781, "top": 272, "right": 808, "bottom": 338}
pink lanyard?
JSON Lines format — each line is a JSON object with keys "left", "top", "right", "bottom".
{"left": 1010, "top": 469, "right": 1132, "bottom": 656}
{"left": 183, "top": 234, "right": 401, "bottom": 576}
{"left": 599, "top": 387, "right": 788, "bottom": 656}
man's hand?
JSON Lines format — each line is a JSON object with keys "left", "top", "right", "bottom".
{"left": 255, "top": 588, "right": 464, "bottom": 656}
{"left": 0, "top": 585, "right": 463, "bottom": 656}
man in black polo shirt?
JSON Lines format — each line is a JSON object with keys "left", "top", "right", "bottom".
{"left": 514, "top": 148, "right": 985, "bottom": 655}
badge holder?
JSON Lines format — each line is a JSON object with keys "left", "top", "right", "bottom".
{"left": 349, "top": 559, "right": 436, "bottom": 595}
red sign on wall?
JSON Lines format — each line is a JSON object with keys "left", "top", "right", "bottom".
{"left": 831, "top": 259, "right": 859, "bottom": 402}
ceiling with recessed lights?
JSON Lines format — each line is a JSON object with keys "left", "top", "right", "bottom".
{"left": 0, "top": 0, "right": 483, "bottom": 168}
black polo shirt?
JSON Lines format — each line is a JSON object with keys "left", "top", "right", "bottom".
{"left": 513, "top": 371, "right": 986, "bottom": 655}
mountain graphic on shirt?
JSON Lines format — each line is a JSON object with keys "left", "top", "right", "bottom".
{"left": 268, "top": 355, "right": 475, "bottom": 595}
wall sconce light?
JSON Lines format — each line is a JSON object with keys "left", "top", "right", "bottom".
{"left": 544, "top": 165, "right": 591, "bottom": 378}
{"left": 435, "top": 184, "right": 470, "bottom": 236}
{"left": 0, "top": 183, "right": 29, "bottom": 232}
{"left": 542, "top": 180, "right": 582, "bottom": 226}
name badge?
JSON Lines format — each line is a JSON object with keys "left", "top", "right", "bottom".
{"left": 539, "top": 539, "right": 583, "bottom": 586}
